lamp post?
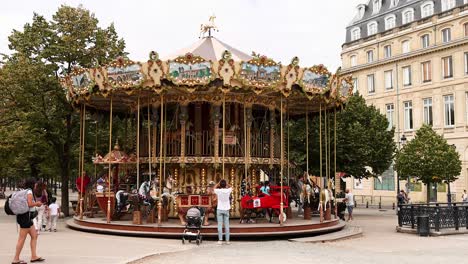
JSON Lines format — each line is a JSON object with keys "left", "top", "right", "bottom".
{"left": 446, "top": 144, "right": 456, "bottom": 205}
{"left": 396, "top": 134, "right": 407, "bottom": 195}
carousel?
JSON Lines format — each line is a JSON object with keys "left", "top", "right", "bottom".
{"left": 64, "top": 18, "right": 352, "bottom": 238}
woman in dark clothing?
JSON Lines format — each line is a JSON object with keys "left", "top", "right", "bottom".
{"left": 12, "top": 178, "right": 45, "bottom": 264}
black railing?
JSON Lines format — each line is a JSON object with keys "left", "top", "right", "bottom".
{"left": 398, "top": 203, "right": 468, "bottom": 231}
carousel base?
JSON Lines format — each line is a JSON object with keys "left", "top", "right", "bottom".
{"left": 68, "top": 215, "right": 344, "bottom": 239}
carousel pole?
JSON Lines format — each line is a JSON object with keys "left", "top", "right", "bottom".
{"left": 287, "top": 105, "right": 290, "bottom": 186}
{"left": 243, "top": 102, "right": 248, "bottom": 187}
{"left": 94, "top": 117, "right": 98, "bottom": 180}
{"left": 79, "top": 104, "right": 86, "bottom": 219}
{"left": 280, "top": 98, "right": 284, "bottom": 225}
{"left": 137, "top": 94, "right": 140, "bottom": 189}
{"left": 158, "top": 95, "right": 164, "bottom": 225}
{"left": 222, "top": 95, "right": 226, "bottom": 179}
{"left": 147, "top": 97, "right": 152, "bottom": 183}
{"left": 325, "top": 108, "right": 328, "bottom": 189}
{"left": 334, "top": 107, "right": 338, "bottom": 218}
{"left": 305, "top": 109, "right": 309, "bottom": 175}
{"left": 77, "top": 104, "right": 83, "bottom": 217}
{"left": 319, "top": 103, "right": 323, "bottom": 223}
{"left": 106, "top": 95, "right": 113, "bottom": 224}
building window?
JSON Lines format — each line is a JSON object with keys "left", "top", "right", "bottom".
{"left": 402, "top": 40, "right": 410, "bottom": 53}
{"left": 368, "top": 21, "right": 378, "bottom": 36}
{"left": 423, "top": 98, "right": 433, "bottom": 125}
{"left": 367, "top": 74, "right": 375, "bottom": 94}
{"left": 466, "top": 92, "right": 468, "bottom": 124}
{"left": 441, "top": 0, "right": 456, "bottom": 11}
{"left": 384, "top": 45, "right": 392, "bottom": 58}
{"left": 465, "top": 52, "right": 468, "bottom": 75}
{"left": 384, "top": 70, "right": 393, "bottom": 90}
{"left": 373, "top": 0, "right": 382, "bottom": 14}
{"left": 350, "top": 55, "right": 357, "bottom": 67}
{"left": 464, "top": 23, "right": 468, "bottom": 37}
{"left": 421, "top": 61, "right": 432, "bottom": 82}
{"left": 390, "top": 0, "right": 399, "bottom": 8}
{"left": 374, "top": 166, "right": 395, "bottom": 191}
{"left": 442, "top": 28, "right": 451, "bottom": 43}
{"left": 404, "top": 101, "right": 413, "bottom": 131}
{"left": 357, "top": 5, "right": 366, "bottom": 19}
{"left": 385, "top": 15, "right": 396, "bottom": 30}
{"left": 402, "top": 8, "right": 414, "bottom": 24}
{"left": 444, "top": 95, "right": 455, "bottom": 127}
{"left": 367, "top": 50, "right": 374, "bottom": 63}
{"left": 402, "top": 66, "right": 412, "bottom": 86}
{"left": 351, "top": 27, "right": 361, "bottom": 41}
{"left": 421, "top": 1, "right": 434, "bottom": 18}
{"left": 442, "top": 56, "right": 453, "bottom": 79}
{"left": 386, "top": 104, "right": 395, "bottom": 130}
{"left": 352, "top": 78, "right": 358, "bottom": 94}
{"left": 421, "top": 34, "right": 430, "bottom": 48}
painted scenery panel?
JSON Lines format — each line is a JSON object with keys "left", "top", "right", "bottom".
{"left": 302, "top": 70, "right": 329, "bottom": 91}
{"left": 71, "top": 72, "right": 92, "bottom": 90}
{"left": 169, "top": 62, "right": 212, "bottom": 81}
{"left": 240, "top": 63, "right": 280, "bottom": 83}
{"left": 107, "top": 64, "right": 143, "bottom": 86}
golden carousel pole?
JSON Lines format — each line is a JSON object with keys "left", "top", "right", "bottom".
{"left": 77, "top": 104, "right": 83, "bottom": 217}
{"left": 79, "top": 104, "right": 86, "bottom": 219}
{"left": 158, "top": 94, "right": 164, "bottom": 225}
{"left": 319, "top": 103, "right": 323, "bottom": 223}
{"left": 334, "top": 107, "right": 338, "bottom": 218}
{"left": 147, "top": 97, "right": 152, "bottom": 183}
{"left": 136, "top": 94, "right": 140, "bottom": 188}
{"left": 243, "top": 102, "right": 248, "bottom": 188}
{"left": 280, "top": 97, "right": 284, "bottom": 225}
{"left": 222, "top": 95, "right": 226, "bottom": 179}
{"left": 305, "top": 108, "right": 309, "bottom": 175}
{"left": 106, "top": 95, "right": 113, "bottom": 224}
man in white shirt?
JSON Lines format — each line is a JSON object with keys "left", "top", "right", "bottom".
{"left": 344, "top": 189, "right": 354, "bottom": 222}
{"left": 214, "top": 179, "right": 232, "bottom": 245}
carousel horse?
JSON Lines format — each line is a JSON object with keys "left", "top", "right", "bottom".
{"left": 161, "top": 176, "right": 175, "bottom": 217}
{"left": 288, "top": 180, "right": 301, "bottom": 208}
{"left": 138, "top": 180, "right": 156, "bottom": 216}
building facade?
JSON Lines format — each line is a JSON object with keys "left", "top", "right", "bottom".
{"left": 341, "top": 0, "right": 468, "bottom": 203}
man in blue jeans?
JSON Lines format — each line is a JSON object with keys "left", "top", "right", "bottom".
{"left": 214, "top": 179, "right": 232, "bottom": 245}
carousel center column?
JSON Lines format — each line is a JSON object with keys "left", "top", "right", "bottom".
{"left": 269, "top": 106, "right": 276, "bottom": 170}
{"left": 245, "top": 105, "right": 254, "bottom": 193}
{"left": 212, "top": 104, "right": 221, "bottom": 167}
{"left": 179, "top": 103, "right": 189, "bottom": 167}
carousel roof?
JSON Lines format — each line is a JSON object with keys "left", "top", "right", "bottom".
{"left": 60, "top": 17, "right": 353, "bottom": 115}
{"left": 163, "top": 36, "right": 252, "bottom": 62}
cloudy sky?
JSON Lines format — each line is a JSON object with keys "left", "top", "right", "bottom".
{"left": 0, "top": 0, "right": 364, "bottom": 70}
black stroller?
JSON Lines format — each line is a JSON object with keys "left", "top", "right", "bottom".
{"left": 182, "top": 207, "right": 204, "bottom": 245}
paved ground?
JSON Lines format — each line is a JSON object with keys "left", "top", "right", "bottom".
{"left": 2, "top": 192, "right": 468, "bottom": 264}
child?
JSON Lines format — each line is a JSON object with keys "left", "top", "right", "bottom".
{"left": 47, "top": 197, "right": 60, "bottom": 232}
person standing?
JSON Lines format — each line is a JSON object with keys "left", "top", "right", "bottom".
{"left": 343, "top": 189, "right": 354, "bottom": 222}
{"left": 33, "top": 181, "right": 48, "bottom": 234}
{"left": 214, "top": 179, "right": 232, "bottom": 245}
{"left": 462, "top": 190, "right": 468, "bottom": 203}
{"left": 297, "top": 175, "right": 304, "bottom": 216}
{"left": 47, "top": 197, "right": 60, "bottom": 232}
{"left": 12, "top": 178, "right": 45, "bottom": 264}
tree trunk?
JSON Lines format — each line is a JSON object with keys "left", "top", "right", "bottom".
{"left": 60, "top": 113, "right": 72, "bottom": 216}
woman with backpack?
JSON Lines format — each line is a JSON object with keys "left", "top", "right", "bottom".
{"left": 12, "top": 178, "right": 45, "bottom": 264}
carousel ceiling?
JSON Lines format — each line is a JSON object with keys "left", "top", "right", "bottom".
{"left": 60, "top": 31, "right": 353, "bottom": 115}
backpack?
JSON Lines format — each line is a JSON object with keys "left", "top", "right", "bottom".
{"left": 8, "top": 189, "right": 30, "bottom": 215}
{"left": 4, "top": 194, "right": 14, "bottom": 215}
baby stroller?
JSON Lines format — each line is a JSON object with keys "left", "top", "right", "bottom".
{"left": 182, "top": 207, "right": 204, "bottom": 245}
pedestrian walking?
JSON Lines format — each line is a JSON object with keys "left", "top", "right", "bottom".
{"left": 33, "top": 181, "right": 48, "bottom": 234}
{"left": 214, "top": 179, "right": 232, "bottom": 245}
{"left": 47, "top": 197, "right": 60, "bottom": 232}
{"left": 343, "top": 189, "right": 354, "bottom": 222}
{"left": 12, "top": 178, "right": 45, "bottom": 264}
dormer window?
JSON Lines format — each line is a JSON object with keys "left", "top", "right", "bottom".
{"left": 402, "top": 8, "right": 414, "bottom": 24}
{"left": 357, "top": 4, "right": 366, "bottom": 19}
{"left": 351, "top": 27, "right": 361, "bottom": 41}
{"left": 421, "top": 1, "right": 434, "bottom": 18}
{"left": 368, "top": 21, "right": 378, "bottom": 36}
{"left": 385, "top": 15, "right": 396, "bottom": 30}
{"left": 441, "top": 0, "right": 455, "bottom": 12}
{"left": 373, "top": 0, "right": 382, "bottom": 14}
{"left": 390, "top": 0, "right": 399, "bottom": 8}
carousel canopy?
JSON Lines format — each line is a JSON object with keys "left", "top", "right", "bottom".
{"left": 60, "top": 17, "right": 353, "bottom": 115}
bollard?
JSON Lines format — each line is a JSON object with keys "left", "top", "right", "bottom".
{"left": 392, "top": 202, "right": 395, "bottom": 210}
{"left": 366, "top": 201, "right": 369, "bottom": 208}
{"left": 379, "top": 202, "right": 382, "bottom": 209}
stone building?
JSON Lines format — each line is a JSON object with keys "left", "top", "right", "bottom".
{"left": 341, "top": 0, "right": 468, "bottom": 203}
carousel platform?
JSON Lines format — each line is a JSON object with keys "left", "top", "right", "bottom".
{"left": 67, "top": 215, "right": 344, "bottom": 239}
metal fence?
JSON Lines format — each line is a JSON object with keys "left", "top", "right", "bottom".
{"left": 398, "top": 203, "right": 468, "bottom": 231}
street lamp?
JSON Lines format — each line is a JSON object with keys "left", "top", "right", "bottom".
{"left": 447, "top": 144, "right": 456, "bottom": 204}
{"left": 397, "top": 134, "right": 407, "bottom": 195}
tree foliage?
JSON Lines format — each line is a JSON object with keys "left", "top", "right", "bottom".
{"left": 395, "top": 124, "right": 461, "bottom": 202}
{"left": 1, "top": 5, "right": 126, "bottom": 215}
{"left": 288, "top": 93, "right": 396, "bottom": 179}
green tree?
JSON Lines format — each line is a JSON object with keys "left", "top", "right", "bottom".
{"left": 289, "top": 93, "right": 396, "bottom": 180}
{"left": 395, "top": 124, "right": 461, "bottom": 202}
{"left": 3, "top": 5, "right": 126, "bottom": 215}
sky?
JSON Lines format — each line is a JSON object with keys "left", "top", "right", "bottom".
{"left": 0, "top": 0, "right": 365, "bottom": 70}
